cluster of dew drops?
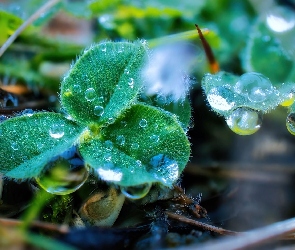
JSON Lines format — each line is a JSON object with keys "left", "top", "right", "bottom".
{"left": 207, "top": 72, "right": 295, "bottom": 136}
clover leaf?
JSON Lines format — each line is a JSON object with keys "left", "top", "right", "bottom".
{"left": 0, "top": 41, "right": 190, "bottom": 192}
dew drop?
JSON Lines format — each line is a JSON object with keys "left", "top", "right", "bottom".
{"left": 121, "top": 183, "right": 152, "bottom": 200}
{"left": 139, "top": 119, "right": 147, "bottom": 128}
{"left": 11, "top": 142, "right": 19, "bottom": 150}
{"left": 226, "top": 107, "right": 263, "bottom": 135}
{"left": 147, "top": 154, "right": 179, "bottom": 186}
{"left": 280, "top": 93, "right": 295, "bottom": 107}
{"left": 131, "top": 143, "right": 139, "bottom": 149}
{"left": 94, "top": 106, "right": 104, "bottom": 116}
{"left": 286, "top": 113, "right": 295, "bottom": 135}
{"left": 105, "top": 140, "right": 113, "bottom": 151}
{"left": 35, "top": 158, "right": 88, "bottom": 195}
{"left": 73, "top": 84, "right": 81, "bottom": 93}
{"left": 128, "top": 78, "right": 134, "bottom": 88}
{"left": 116, "top": 135, "right": 125, "bottom": 146}
{"left": 85, "top": 88, "right": 96, "bottom": 101}
{"left": 108, "top": 117, "right": 114, "bottom": 124}
{"left": 124, "top": 68, "right": 130, "bottom": 75}
{"left": 235, "top": 72, "right": 273, "bottom": 103}
{"left": 22, "top": 109, "right": 34, "bottom": 117}
{"left": 101, "top": 43, "right": 107, "bottom": 52}
{"left": 98, "top": 96, "right": 104, "bottom": 103}
{"left": 49, "top": 124, "right": 65, "bottom": 139}
{"left": 136, "top": 160, "right": 142, "bottom": 166}
{"left": 266, "top": 6, "right": 295, "bottom": 33}
{"left": 150, "top": 134, "right": 159, "bottom": 143}
{"left": 104, "top": 153, "right": 112, "bottom": 162}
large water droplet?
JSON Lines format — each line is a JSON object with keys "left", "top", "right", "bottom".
{"left": 226, "top": 107, "right": 263, "bottom": 135}
{"left": 94, "top": 106, "right": 104, "bottom": 116}
{"left": 116, "top": 135, "right": 125, "bottom": 146}
{"left": 49, "top": 124, "right": 65, "bottom": 139}
{"left": 235, "top": 72, "right": 273, "bottom": 103}
{"left": 35, "top": 157, "right": 88, "bottom": 195}
{"left": 147, "top": 154, "right": 179, "bottom": 186}
{"left": 286, "top": 113, "right": 295, "bottom": 135}
{"left": 207, "top": 87, "right": 235, "bottom": 111}
{"left": 121, "top": 183, "right": 152, "bottom": 199}
{"left": 139, "top": 119, "right": 147, "bottom": 128}
{"left": 85, "top": 88, "right": 96, "bottom": 101}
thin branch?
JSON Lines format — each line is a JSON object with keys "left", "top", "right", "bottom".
{"left": 165, "top": 211, "right": 238, "bottom": 236}
{"left": 0, "top": 0, "right": 61, "bottom": 57}
{"left": 195, "top": 24, "right": 219, "bottom": 74}
{"left": 0, "top": 218, "right": 69, "bottom": 234}
{"left": 174, "top": 217, "right": 295, "bottom": 250}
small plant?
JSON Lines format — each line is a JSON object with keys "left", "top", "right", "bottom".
{"left": 0, "top": 41, "right": 190, "bottom": 197}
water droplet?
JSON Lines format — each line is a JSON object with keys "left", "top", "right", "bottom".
{"left": 280, "top": 93, "right": 295, "bottom": 107}
{"left": 286, "top": 113, "right": 295, "bottom": 135}
{"left": 136, "top": 160, "right": 142, "bottom": 166}
{"left": 22, "top": 109, "right": 34, "bottom": 117}
{"left": 94, "top": 106, "right": 104, "bottom": 116}
{"left": 11, "top": 142, "right": 19, "bottom": 150}
{"left": 226, "top": 107, "right": 263, "bottom": 135}
{"left": 105, "top": 140, "right": 113, "bottom": 151}
{"left": 104, "top": 153, "right": 112, "bottom": 162}
{"left": 207, "top": 87, "right": 235, "bottom": 111}
{"left": 147, "top": 154, "right": 179, "bottom": 186}
{"left": 124, "top": 68, "right": 130, "bottom": 75}
{"left": 235, "top": 72, "right": 273, "bottom": 103}
{"left": 131, "top": 143, "right": 139, "bottom": 149}
{"left": 116, "top": 135, "right": 125, "bottom": 146}
{"left": 139, "top": 119, "right": 147, "bottom": 128}
{"left": 100, "top": 43, "right": 107, "bottom": 52}
{"left": 121, "top": 183, "right": 152, "bottom": 199}
{"left": 150, "top": 134, "right": 159, "bottom": 143}
{"left": 36, "top": 157, "right": 88, "bottom": 195}
{"left": 98, "top": 96, "right": 104, "bottom": 103}
{"left": 128, "top": 78, "right": 134, "bottom": 88}
{"left": 108, "top": 117, "right": 114, "bottom": 124}
{"left": 85, "top": 88, "right": 96, "bottom": 101}
{"left": 49, "top": 124, "right": 65, "bottom": 139}
{"left": 73, "top": 84, "right": 81, "bottom": 93}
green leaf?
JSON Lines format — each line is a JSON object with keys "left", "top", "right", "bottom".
{"left": 202, "top": 71, "right": 284, "bottom": 116}
{"left": 79, "top": 103, "right": 190, "bottom": 187}
{"left": 60, "top": 41, "right": 148, "bottom": 126}
{"left": 0, "top": 112, "right": 84, "bottom": 178}
{"left": 0, "top": 10, "right": 23, "bottom": 45}
{"left": 244, "top": 11, "right": 294, "bottom": 85}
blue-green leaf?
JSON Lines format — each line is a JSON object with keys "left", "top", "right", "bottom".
{"left": 60, "top": 41, "right": 148, "bottom": 126}
{"left": 0, "top": 112, "right": 84, "bottom": 178}
{"left": 79, "top": 103, "right": 190, "bottom": 187}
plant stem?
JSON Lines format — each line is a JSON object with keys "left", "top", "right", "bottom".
{"left": 0, "top": 0, "right": 61, "bottom": 57}
{"left": 165, "top": 211, "right": 238, "bottom": 236}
